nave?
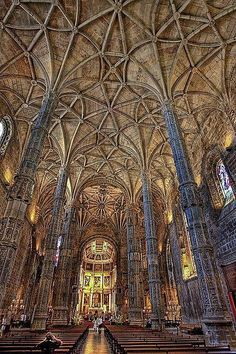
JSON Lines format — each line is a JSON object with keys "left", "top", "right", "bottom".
{"left": 1, "top": 0, "right": 236, "bottom": 350}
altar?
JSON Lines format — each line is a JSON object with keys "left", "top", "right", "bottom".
{"left": 77, "top": 240, "right": 117, "bottom": 317}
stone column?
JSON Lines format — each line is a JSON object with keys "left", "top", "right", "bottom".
{"left": 0, "top": 92, "right": 56, "bottom": 312}
{"left": 168, "top": 213, "right": 202, "bottom": 323}
{"left": 168, "top": 220, "right": 185, "bottom": 313}
{"left": 126, "top": 206, "right": 143, "bottom": 325}
{"left": 23, "top": 251, "right": 38, "bottom": 317}
{"left": 68, "top": 246, "right": 82, "bottom": 323}
{"left": 53, "top": 206, "right": 75, "bottom": 325}
{"left": 32, "top": 166, "right": 68, "bottom": 330}
{"left": 142, "top": 173, "right": 164, "bottom": 329}
{"left": 162, "top": 101, "right": 235, "bottom": 344}
{"left": 116, "top": 239, "right": 128, "bottom": 313}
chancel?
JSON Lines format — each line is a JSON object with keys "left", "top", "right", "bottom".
{"left": 0, "top": 0, "right": 236, "bottom": 353}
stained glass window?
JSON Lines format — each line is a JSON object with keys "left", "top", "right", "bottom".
{"left": 0, "top": 121, "right": 3, "bottom": 139}
{"left": 54, "top": 235, "right": 62, "bottom": 266}
{"left": 0, "top": 117, "right": 12, "bottom": 155}
{"left": 217, "top": 160, "right": 235, "bottom": 205}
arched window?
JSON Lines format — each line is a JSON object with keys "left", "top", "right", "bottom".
{"left": 216, "top": 160, "right": 235, "bottom": 206}
{"left": 0, "top": 116, "right": 13, "bottom": 155}
{"left": 0, "top": 121, "right": 4, "bottom": 138}
{"left": 54, "top": 235, "right": 62, "bottom": 266}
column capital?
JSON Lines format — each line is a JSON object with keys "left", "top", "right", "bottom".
{"left": 58, "top": 164, "right": 68, "bottom": 175}
{"left": 64, "top": 204, "right": 76, "bottom": 219}
{"left": 141, "top": 170, "right": 151, "bottom": 182}
{"left": 126, "top": 203, "right": 139, "bottom": 214}
{"left": 161, "top": 99, "right": 175, "bottom": 112}
{"left": 43, "top": 90, "right": 58, "bottom": 100}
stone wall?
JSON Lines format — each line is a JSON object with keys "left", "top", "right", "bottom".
{"left": 218, "top": 201, "right": 236, "bottom": 266}
{"left": 0, "top": 181, "right": 7, "bottom": 218}
{"left": 211, "top": 202, "right": 236, "bottom": 324}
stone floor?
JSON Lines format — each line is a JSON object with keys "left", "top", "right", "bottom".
{"left": 81, "top": 329, "right": 111, "bottom": 354}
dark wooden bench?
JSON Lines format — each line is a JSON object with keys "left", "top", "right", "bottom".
{"left": 104, "top": 325, "right": 235, "bottom": 354}
{"left": 0, "top": 325, "right": 89, "bottom": 354}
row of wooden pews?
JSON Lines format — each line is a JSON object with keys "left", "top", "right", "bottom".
{"left": 0, "top": 325, "right": 89, "bottom": 353}
{"left": 105, "top": 325, "right": 236, "bottom": 354}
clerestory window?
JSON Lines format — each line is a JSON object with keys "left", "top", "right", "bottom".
{"left": 0, "top": 116, "right": 13, "bottom": 155}
{"left": 216, "top": 160, "right": 235, "bottom": 206}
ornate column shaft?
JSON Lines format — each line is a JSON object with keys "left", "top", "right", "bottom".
{"left": 162, "top": 102, "right": 234, "bottom": 343}
{"left": 169, "top": 213, "right": 202, "bottom": 323}
{"left": 0, "top": 92, "right": 56, "bottom": 311}
{"left": 23, "top": 251, "right": 38, "bottom": 316}
{"left": 126, "top": 206, "right": 143, "bottom": 325}
{"left": 53, "top": 206, "right": 75, "bottom": 325}
{"left": 69, "top": 252, "right": 81, "bottom": 323}
{"left": 32, "top": 166, "right": 68, "bottom": 330}
{"left": 116, "top": 235, "right": 128, "bottom": 314}
{"left": 142, "top": 173, "right": 164, "bottom": 328}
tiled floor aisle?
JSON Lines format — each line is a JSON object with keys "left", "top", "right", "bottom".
{"left": 81, "top": 330, "right": 111, "bottom": 354}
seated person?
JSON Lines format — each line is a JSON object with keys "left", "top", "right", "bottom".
{"left": 37, "top": 332, "right": 62, "bottom": 354}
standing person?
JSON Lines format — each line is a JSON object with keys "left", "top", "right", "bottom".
{"left": 5, "top": 314, "right": 11, "bottom": 335}
{"left": 97, "top": 316, "right": 103, "bottom": 334}
{"left": 20, "top": 313, "right": 26, "bottom": 328}
{"left": 47, "top": 307, "right": 54, "bottom": 326}
{"left": 0, "top": 317, "right": 7, "bottom": 337}
{"left": 93, "top": 317, "right": 98, "bottom": 333}
{"left": 37, "top": 332, "right": 62, "bottom": 354}
{"left": 146, "top": 317, "right": 152, "bottom": 328}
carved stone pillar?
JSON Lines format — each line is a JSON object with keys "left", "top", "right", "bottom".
{"left": 69, "top": 251, "right": 81, "bottom": 323}
{"left": 168, "top": 220, "right": 185, "bottom": 312}
{"left": 162, "top": 101, "right": 235, "bottom": 344}
{"left": 142, "top": 173, "right": 164, "bottom": 329}
{"left": 169, "top": 213, "right": 202, "bottom": 323}
{"left": 53, "top": 206, "right": 75, "bottom": 325}
{"left": 126, "top": 206, "right": 143, "bottom": 325}
{"left": 0, "top": 92, "right": 55, "bottom": 313}
{"left": 32, "top": 166, "right": 68, "bottom": 330}
{"left": 116, "top": 233, "right": 128, "bottom": 314}
{"left": 23, "top": 251, "right": 38, "bottom": 317}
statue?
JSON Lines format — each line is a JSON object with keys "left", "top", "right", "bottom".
{"left": 92, "top": 292, "right": 101, "bottom": 307}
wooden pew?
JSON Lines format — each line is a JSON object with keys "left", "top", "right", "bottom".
{"left": 104, "top": 325, "right": 236, "bottom": 354}
{"left": 0, "top": 325, "right": 89, "bottom": 354}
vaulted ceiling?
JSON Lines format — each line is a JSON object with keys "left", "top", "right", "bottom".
{"left": 1, "top": 0, "right": 236, "bottom": 218}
